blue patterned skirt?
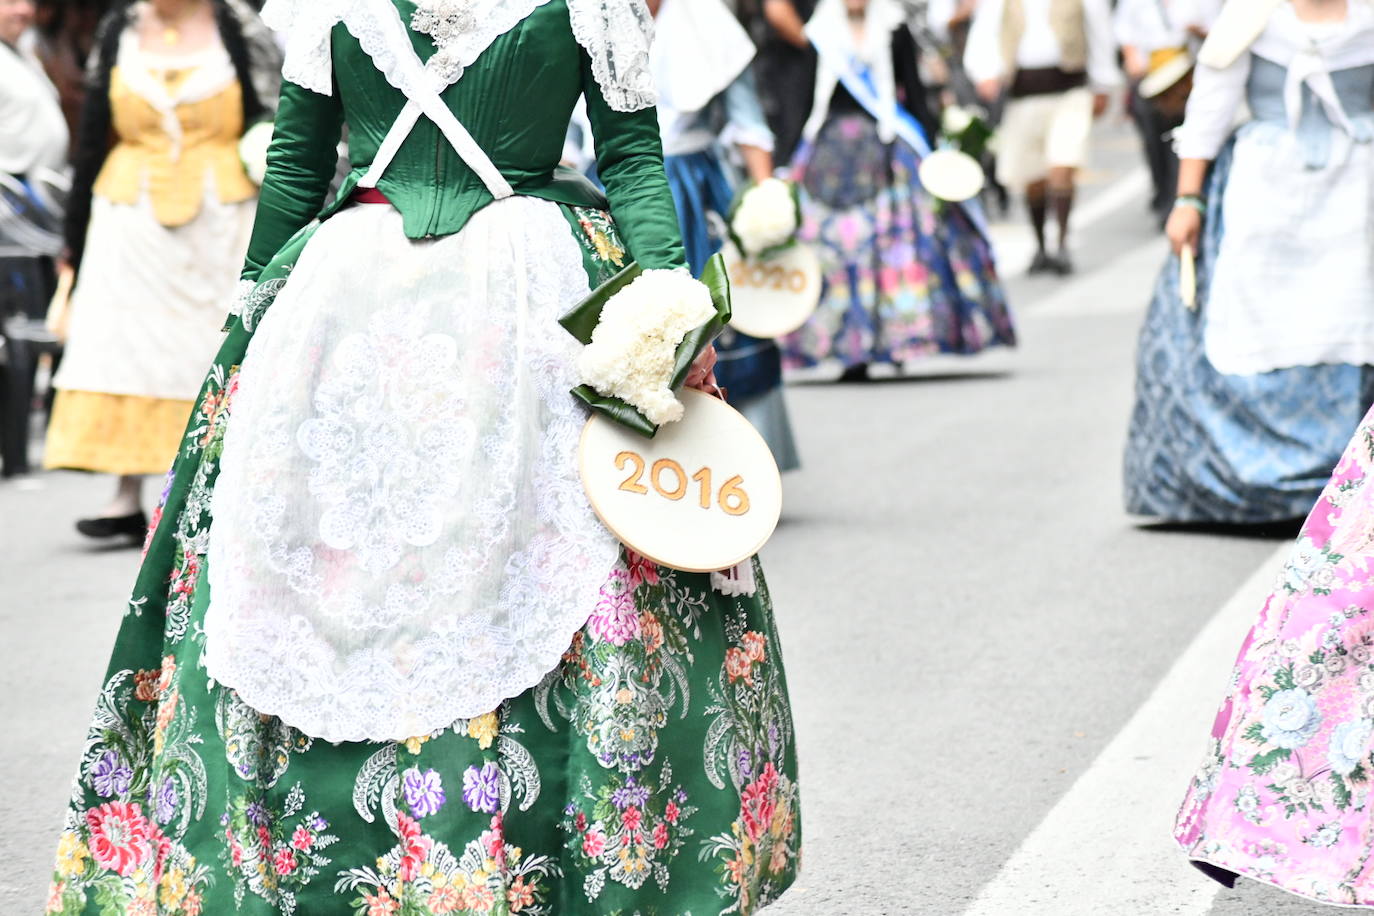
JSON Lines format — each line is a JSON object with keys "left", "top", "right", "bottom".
{"left": 780, "top": 113, "right": 1014, "bottom": 370}
{"left": 1124, "top": 141, "right": 1374, "bottom": 523}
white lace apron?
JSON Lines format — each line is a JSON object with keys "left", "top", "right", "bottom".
{"left": 205, "top": 0, "right": 625, "bottom": 742}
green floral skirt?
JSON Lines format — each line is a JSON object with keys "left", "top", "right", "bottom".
{"left": 44, "top": 204, "right": 801, "bottom": 916}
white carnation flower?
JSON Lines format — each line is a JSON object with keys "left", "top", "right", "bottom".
{"left": 942, "top": 104, "right": 975, "bottom": 135}
{"left": 238, "top": 121, "right": 275, "bottom": 186}
{"left": 578, "top": 270, "right": 716, "bottom": 426}
{"left": 731, "top": 178, "right": 798, "bottom": 258}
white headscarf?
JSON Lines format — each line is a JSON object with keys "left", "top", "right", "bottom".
{"left": 650, "top": 0, "right": 756, "bottom": 115}
{"left": 800, "top": 0, "right": 908, "bottom": 144}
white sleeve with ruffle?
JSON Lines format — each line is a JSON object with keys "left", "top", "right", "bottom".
{"left": 259, "top": 0, "right": 347, "bottom": 95}
{"left": 721, "top": 69, "right": 776, "bottom": 154}
{"left": 1173, "top": 47, "right": 1251, "bottom": 160}
{"left": 567, "top": 0, "right": 657, "bottom": 112}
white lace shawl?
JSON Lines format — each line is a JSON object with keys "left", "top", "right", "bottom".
{"left": 260, "top": 0, "right": 655, "bottom": 112}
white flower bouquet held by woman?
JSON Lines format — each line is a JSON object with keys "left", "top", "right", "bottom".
{"left": 579, "top": 271, "right": 714, "bottom": 425}
{"left": 941, "top": 104, "right": 974, "bottom": 135}
{"left": 562, "top": 254, "right": 733, "bottom": 437}
{"left": 237, "top": 120, "right": 276, "bottom": 186}
{"left": 919, "top": 105, "right": 996, "bottom": 204}
{"left": 728, "top": 177, "right": 802, "bottom": 260}
{"left": 939, "top": 104, "right": 994, "bottom": 160}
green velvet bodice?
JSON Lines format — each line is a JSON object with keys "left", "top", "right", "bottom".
{"left": 241, "top": 0, "right": 685, "bottom": 281}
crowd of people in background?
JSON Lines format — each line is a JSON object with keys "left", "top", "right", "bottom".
{"left": 7, "top": 0, "right": 1374, "bottom": 911}
{"left": 4, "top": 0, "right": 1370, "bottom": 537}
{"left": 45, "top": 0, "right": 279, "bottom": 537}
{"left": 2, "top": 2, "right": 1370, "bottom": 531}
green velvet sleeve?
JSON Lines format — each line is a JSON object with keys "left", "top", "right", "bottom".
{"left": 239, "top": 79, "right": 345, "bottom": 282}
{"left": 580, "top": 57, "right": 687, "bottom": 271}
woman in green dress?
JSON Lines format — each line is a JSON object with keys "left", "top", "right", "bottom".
{"left": 42, "top": 1, "right": 801, "bottom": 913}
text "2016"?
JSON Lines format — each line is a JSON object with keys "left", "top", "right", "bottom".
{"left": 615, "top": 451, "right": 751, "bottom": 516}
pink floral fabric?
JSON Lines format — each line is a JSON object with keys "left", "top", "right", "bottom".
{"left": 1177, "top": 408, "right": 1374, "bottom": 904}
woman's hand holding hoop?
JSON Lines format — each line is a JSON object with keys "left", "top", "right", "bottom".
{"left": 685, "top": 344, "right": 721, "bottom": 397}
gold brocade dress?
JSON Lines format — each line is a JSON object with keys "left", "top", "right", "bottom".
{"left": 45, "top": 29, "right": 258, "bottom": 476}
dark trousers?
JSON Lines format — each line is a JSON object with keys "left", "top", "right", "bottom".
{"left": 0, "top": 256, "right": 56, "bottom": 476}
{"left": 1128, "top": 81, "right": 1182, "bottom": 219}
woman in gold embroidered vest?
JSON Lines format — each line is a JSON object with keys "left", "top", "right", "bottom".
{"left": 44, "top": 0, "right": 280, "bottom": 541}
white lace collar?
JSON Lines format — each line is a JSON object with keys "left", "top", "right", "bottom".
{"left": 260, "top": 0, "right": 655, "bottom": 111}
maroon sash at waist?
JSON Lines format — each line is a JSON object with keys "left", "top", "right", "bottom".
{"left": 350, "top": 187, "right": 392, "bottom": 205}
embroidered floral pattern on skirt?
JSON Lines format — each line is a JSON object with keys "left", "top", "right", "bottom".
{"left": 1177, "top": 407, "right": 1374, "bottom": 904}
{"left": 45, "top": 204, "right": 801, "bottom": 916}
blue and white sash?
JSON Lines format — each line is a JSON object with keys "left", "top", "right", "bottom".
{"left": 808, "top": 38, "right": 994, "bottom": 242}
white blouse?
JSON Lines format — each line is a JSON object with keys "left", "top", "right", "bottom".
{"left": 1112, "top": 0, "right": 1221, "bottom": 54}
{"left": 1175, "top": 0, "right": 1374, "bottom": 160}
{"left": 963, "top": 0, "right": 1122, "bottom": 90}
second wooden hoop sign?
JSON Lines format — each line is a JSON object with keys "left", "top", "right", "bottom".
{"left": 723, "top": 241, "right": 822, "bottom": 339}
{"left": 578, "top": 389, "right": 783, "bottom": 572}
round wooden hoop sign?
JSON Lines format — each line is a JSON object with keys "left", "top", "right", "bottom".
{"left": 723, "top": 241, "right": 822, "bottom": 339}
{"left": 579, "top": 389, "right": 783, "bottom": 572}
{"left": 918, "top": 149, "right": 985, "bottom": 203}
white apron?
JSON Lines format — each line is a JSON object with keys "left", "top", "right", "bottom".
{"left": 54, "top": 42, "right": 254, "bottom": 401}
{"left": 206, "top": 0, "right": 626, "bottom": 742}
{"left": 1199, "top": 12, "right": 1374, "bottom": 376}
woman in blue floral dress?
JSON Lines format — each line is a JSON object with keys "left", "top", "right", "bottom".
{"left": 780, "top": 0, "right": 1014, "bottom": 379}
{"left": 42, "top": 1, "right": 801, "bottom": 913}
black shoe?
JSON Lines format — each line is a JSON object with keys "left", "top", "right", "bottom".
{"left": 1029, "top": 250, "right": 1054, "bottom": 275}
{"left": 837, "top": 362, "right": 870, "bottom": 382}
{"left": 76, "top": 511, "right": 148, "bottom": 541}
{"left": 1052, "top": 251, "right": 1075, "bottom": 276}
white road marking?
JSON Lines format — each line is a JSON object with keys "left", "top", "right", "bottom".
{"left": 1033, "top": 238, "right": 1170, "bottom": 318}
{"left": 962, "top": 543, "right": 1291, "bottom": 916}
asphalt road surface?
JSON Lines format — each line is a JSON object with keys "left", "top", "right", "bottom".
{"left": 0, "top": 121, "right": 1339, "bottom": 915}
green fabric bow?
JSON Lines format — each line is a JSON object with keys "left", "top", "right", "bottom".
{"left": 944, "top": 112, "right": 995, "bottom": 161}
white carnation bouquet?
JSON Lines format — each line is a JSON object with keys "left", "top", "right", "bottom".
{"left": 728, "top": 177, "right": 801, "bottom": 260}
{"left": 920, "top": 105, "right": 996, "bottom": 204}
{"left": 579, "top": 270, "right": 714, "bottom": 425}
{"left": 238, "top": 120, "right": 275, "bottom": 186}
{"left": 941, "top": 104, "right": 975, "bottom": 135}
{"left": 938, "top": 104, "right": 994, "bottom": 160}
{"left": 561, "top": 257, "right": 732, "bottom": 437}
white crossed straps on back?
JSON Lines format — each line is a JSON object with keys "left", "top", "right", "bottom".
{"left": 357, "top": 0, "right": 514, "bottom": 198}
